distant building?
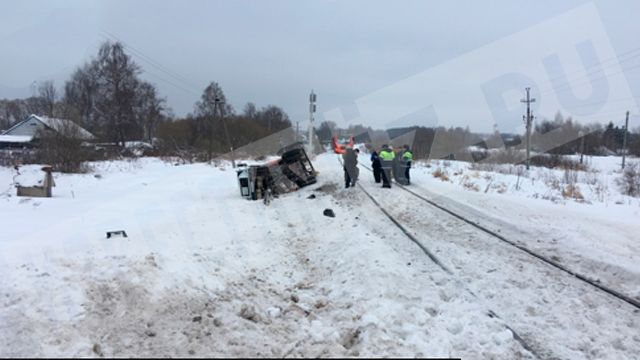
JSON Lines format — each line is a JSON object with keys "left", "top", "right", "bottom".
{"left": 0, "top": 134, "right": 33, "bottom": 149}
{"left": 2, "top": 114, "right": 94, "bottom": 140}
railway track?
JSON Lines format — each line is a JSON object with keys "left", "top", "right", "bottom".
{"left": 338, "top": 157, "right": 543, "bottom": 358}
{"left": 357, "top": 161, "right": 640, "bottom": 311}
{"left": 338, "top": 155, "right": 640, "bottom": 358}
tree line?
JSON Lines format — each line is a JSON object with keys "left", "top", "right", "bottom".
{"left": 0, "top": 41, "right": 293, "bottom": 160}
{"left": 314, "top": 111, "right": 640, "bottom": 161}
{"left": 1, "top": 40, "right": 637, "bottom": 164}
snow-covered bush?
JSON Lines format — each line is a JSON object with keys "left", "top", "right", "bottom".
{"left": 530, "top": 154, "right": 587, "bottom": 171}
{"left": 617, "top": 163, "right": 640, "bottom": 197}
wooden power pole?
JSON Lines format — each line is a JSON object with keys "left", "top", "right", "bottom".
{"left": 521, "top": 87, "right": 536, "bottom": 170}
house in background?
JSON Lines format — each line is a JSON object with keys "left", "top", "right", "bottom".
{"left": 0, "top": 114, "right": 94, "bottom": 148}
{"left": 0, "top": 134, "right": 34, "bottom": 149}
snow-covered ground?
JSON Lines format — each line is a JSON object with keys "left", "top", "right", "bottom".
{"left": 0, "top": 156, "right": 531, "bottom": 358}
{"left": 1, "top": 153, "right": 638, "bottom": 358}
{"left": 408, "top": 156, "right": 640, "bottom": 299}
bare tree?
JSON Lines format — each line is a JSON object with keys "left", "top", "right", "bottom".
{"left": 194, "top": 81, "right": 234, "bottom": 160}
{"left": 242, "top": 102, "right": 257, "bottom": 120}
{"left": 315, "top": 121, "right": 337, "bottom": 143}
{"left": 0, "top": 100, "right": 29, "bottom": 129}
{"left": 38, "top": 80, "right": 58, "bottom": 117}
{"left": 195, "top": 81, "right": 234, "bottom": 118}
{"left": 136, "top": 81, "right": 166, "bottom": 143}
{"left": 63, "top": 63, "right": 100, "bottom": 132}
{"left": 93, "top": 41, "right": 142, "bottom": 146}
{"left": 63, "top": 43, "right": 166, "bottom": 145}
{"left": 256, "top": 105, "right": 290, "bottom": 131}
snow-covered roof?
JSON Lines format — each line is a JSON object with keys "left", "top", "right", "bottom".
{"left": 4, "top": 114, "right": 95, "bottom": 140}
{"left": 0, "top": 135, "right": 33, "bottom": 143}
{"left": 33, "top": 115, "right": 95, "bottom": 140}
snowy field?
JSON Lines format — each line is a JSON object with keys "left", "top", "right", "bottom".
{"left": 0, "top": 153, "right": 639, "bottom": 358}
{"left": 409, "top": 155, "right": 640, "bottom": 299}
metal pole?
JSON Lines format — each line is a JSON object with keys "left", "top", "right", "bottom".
{"left": 622, "top": 110, "right": 629, "bottom": 169}
{"left": 308, "top": 90, "right": 316, "bottom": 154}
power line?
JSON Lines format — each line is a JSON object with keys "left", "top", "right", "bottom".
{"left": 540, "top": 45, "right": 640, "bottom": 93}
{"left": 139, "top": 68, "right": 201, "bottom": 97}
{"left": 539, "top": 62, "right": 640, "bottom": 100}
{"left": 536, "top": 50, "right": 640, "bottom": 98}
{"left": 99, "top": 30, "right": 203, "bottom": 95}
{"left": 101, "top": 30, "right": 200, "bottom": 90}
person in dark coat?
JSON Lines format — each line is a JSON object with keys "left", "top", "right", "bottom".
{"left": 393, "top": 146, "right": 408, "bottom": 185}
{"left": 379, "top": 145, "right": 395, "bottom": 188}
{"left": 342, "top": 147, "right": 358, "bottom": 188}
{"left": 370, "top": 150, "right": 382, "bottom": 183}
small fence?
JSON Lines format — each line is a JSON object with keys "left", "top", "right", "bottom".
{"left": 0, "top": 149, "right": 37, "bottom": 167}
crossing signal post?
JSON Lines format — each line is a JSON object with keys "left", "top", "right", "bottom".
{"left": 308, "top": 90, "right": 317, "bottom": 154}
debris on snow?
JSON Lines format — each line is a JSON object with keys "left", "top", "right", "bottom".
{"left": 239, "top": 304, "right": 259, "bottom": 323}
{"left": 323, "top": 209, "right": 335, "bottom": 218}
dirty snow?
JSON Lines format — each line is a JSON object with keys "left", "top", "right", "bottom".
{"left": 0, "top": 156, "right": 532, "bottom": 358}
{"left": 1, "top": 153, "right": 639, "bottom": 358}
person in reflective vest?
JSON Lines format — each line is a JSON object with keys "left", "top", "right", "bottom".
{"left": 402, "top": 145, "right": 414, "bottom": 185}
{"left": 378, "top": 145, "right": 395, "bottom": 188}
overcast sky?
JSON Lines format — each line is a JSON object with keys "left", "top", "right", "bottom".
{"left": 1, "top": 0, "right": 639, "bottom": 132}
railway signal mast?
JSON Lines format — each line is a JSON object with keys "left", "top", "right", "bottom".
{"left": 308, "top": 90, "right": 317, "bottom": 155}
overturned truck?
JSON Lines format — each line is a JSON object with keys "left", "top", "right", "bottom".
{"left": 236, "top": 143, "right": 316, "bottom": 201}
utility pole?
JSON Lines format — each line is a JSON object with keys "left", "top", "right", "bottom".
{"left": 308, "top": 90, "right": 317, "bottom": 154}
{"left": 579, "top": 131, "right": 585, "bottom": 165}
{"left": 521, "top": 87, "right": 536, "bottom": 170}
{"left": 218, "top": 98, "right": 236, "bottom": 168}
{"left": 622, "top": 110, "right": 629, "bottom": 169}
{"left": 296, "top": 121, "right": 300, "bottom": 141}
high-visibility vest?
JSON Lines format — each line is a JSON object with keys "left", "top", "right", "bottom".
{"left": 403, "top": 151, "right": 413, "bottom": 161}
{"left": 379, "top": 150, "right": 395, "bottom": 161}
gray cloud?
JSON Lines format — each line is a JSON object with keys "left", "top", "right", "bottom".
{"left": 1, "top": 0, "right": 639, "bottom": 131}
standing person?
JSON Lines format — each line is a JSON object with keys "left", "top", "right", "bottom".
{"left": 354, "top": 148, "right": 360, "bottom": 183}
{"left": 342, "top": 147, "right": 358, "bottom": 188}
{"left": 402, "top": 145, "right": 414, "bottom": 185}
{"left": 393, "top": 146, "right": 406, "bottom": 184}
{"left": 370, "top": 150, "right": 382, "bottom": 183}
{"left": 379, "top": 145, "right": 395, "bottom": 188}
